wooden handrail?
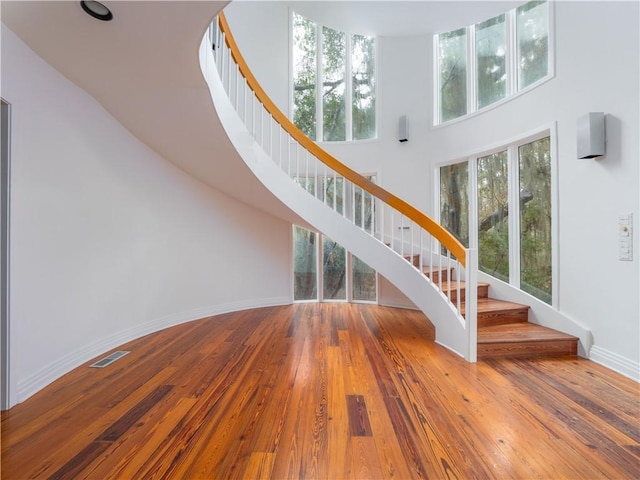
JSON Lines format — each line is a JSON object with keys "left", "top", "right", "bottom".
{"left": 217, "top": 12, "right": 466, "bottom": 266}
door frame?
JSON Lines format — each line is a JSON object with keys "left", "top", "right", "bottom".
{"left": 1, "top": 98, "right": 12, "bottom": 410}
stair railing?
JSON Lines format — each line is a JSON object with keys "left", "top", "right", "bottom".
{"left": 207, "top": 12, "right": 477, "bottom": 361}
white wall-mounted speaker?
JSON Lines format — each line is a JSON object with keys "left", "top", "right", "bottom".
{"left": 577, "top": 112, "right": 605, "bottom": 159}
{"left": 398, "top": 115, "right": 408, "bottom": 143}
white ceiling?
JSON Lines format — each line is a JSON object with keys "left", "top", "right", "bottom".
{"left": 1, "top": 0, "right": 308, "bottom": 224}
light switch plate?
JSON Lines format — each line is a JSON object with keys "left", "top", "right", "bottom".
{"left": 618, "top": 213, "right": 633, "bottom": 261}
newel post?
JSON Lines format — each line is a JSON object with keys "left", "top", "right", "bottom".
{"left": 465, "top": 248, "right": 478, "bottom": 362}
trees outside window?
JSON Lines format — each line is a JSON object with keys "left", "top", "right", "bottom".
{"left": 438, "top": 28, "right": 467, "bottom": 123}
{"left": 292, "top": 13, "right": 317, "bottom": 140}
{"left": 519, "top": 137, "right": 552, "bottom": 303}
{"left": 439, "top": 135, "right": 552, "bottom": 304}
{"left": 477, "top": 151, "right": 509, "bottom": 282}
{"left": 293, "top": 226, "right": 377, "bottom": 303}
{"left": 322, "top": 27, "right": 346, "bottom": 141}
{"left": 476, "top": 15, "right": 507, "bottom": 109}
{"left": 352, "top": 35, "right": 376, "bottom": 140}
{"left": 292, "top": 12, "right": 376, "bottom": 141}
{"left": 435, "top": 0, "right": 550, "bottom": 124}
{"left": 440, "top": 162, "right": 469, "bottom": 247}
{"left": 293, "top": 226, "right": 317, "bottom": 301}
{"left": 517, "top": 1, "right": 549, "bottom": 89}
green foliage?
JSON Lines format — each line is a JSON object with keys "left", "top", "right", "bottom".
{"left": 293, "top": 226, "right": 317, "bottom": 300}
{"left": 352, "top": 255, "right": 376, "bottom": 302}
{"left": 292, "top": 13, "right": 376, "bottom": 141}
{"left": 293, "top": 13, "right": 317, "bottom": 140}
{"left": 477, "top": 151, "right": 509, "bottom": 280}
{"left": 352, "top": 35, "right": 376, "bottom": 140}
{"left": 323, "top": 238, "right": 346, "bottom": 299}
{"left": 517, "top": 1, "right": 549, "bottom": 89}
{"left": 440, "top": 162, "right": 469, "bottom": 246}
{"left": 439, "top": 28, "right": 467, "bottom": 123}
{"left": 438, "top": 0, "right": 549, "bottom": 122}
{"left": 519, "top": 137, "right": 552, "bottom": 303}
{"left": 322, "top": 26, "right": 346, "bottom": 141}
{"left": 440, "top": 138, "right": 552, "bottom": 304}
{"left": 476, "top": 15, "right": 506, "bottom": 109}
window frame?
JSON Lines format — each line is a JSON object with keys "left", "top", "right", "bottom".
{"left": 435, "top": 124, "right": 558, "bottom": 306}
{"left": 291, "top": 225, "right": 379, "bottom": 304}
{"left": 433, "top": 1, "right": 555, "bottom": 127}
{"left": 290, "top": 9, "right": 379, "bottom": 143}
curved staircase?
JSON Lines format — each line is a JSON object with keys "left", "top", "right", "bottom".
{"left": 403, "top": 253, "right": 578, "bottom": 358}
{"left": 204, "top": 12, "right": 580, "bottom": 362}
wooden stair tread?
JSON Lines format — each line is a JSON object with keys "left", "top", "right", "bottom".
{"left": 478, "top": 322, "right": 578, "bottom": 344}
{"left": 390, "top": 248, "right": 578, "bottom": 358}
{"left": 439, "top": 281, "right": 490, "bottom": 292}
{"left": 461, "top": 297, "right": 529, "bottom": 315}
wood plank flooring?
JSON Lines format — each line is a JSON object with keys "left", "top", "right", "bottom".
{"left": 2, "top": 304, "right": 638, "bottom": 479}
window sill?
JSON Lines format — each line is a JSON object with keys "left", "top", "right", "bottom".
{"left": 433, "top": 73, "right": 555, "bottom": 129}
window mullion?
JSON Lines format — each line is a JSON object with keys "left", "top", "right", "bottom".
{"left": 433, "top": 34, "right": 441, "bottom": 126}
{"left": 346, "top": 252, "right": 353, "bottom": 302}
{"left": 507, "top": 144, "right": 521, "bottom": 288}
{"left": 316, "top": 23, "right": 323, "bottom": 142}
{"left": 468, "top": 157, "right": 479, "bottom": 250}
{"left": 507, "top": 9, "right": 517, "bottom": 96}
{"left": 318, "top": 234, "right": 325, "bottom": 301}
{"left": 468, "top": 26, "right": 476, "bottom": 115}
{"left": 345, "top": 34, "right": 353, "bottom": 141}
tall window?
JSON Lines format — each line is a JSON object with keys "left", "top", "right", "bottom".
{"left": 292, "top": 12, "right": 377, "bottom": 141}
{"left": 439, "top": 134, "right": 553, "bottom": 304}
{"left": 517, "top": 1, "right": 549, "bottom": 90}
{"left": 293, "top": 226, "right": 318, "bottom": 301}
{"left": 477, "top": 151, "right": 509, "bottom": 282}
{"left": 293, "top": 226, "right": 377, "bottom": 303}
{"left": 440, "top": 162, "right": 469, "bottom": 246}
{"left": 323, "top": 237, "right": 347, "bottom": 300}
{"left": 435, "top": 0, "right": 551, "bottom": 124}
{"left": 476, "top": 14, "right": 507, "bottom": 109}
{"left": 292, "top": 14, "right": 317, "bottom": 140}
{"left": 438, "top": 28, "right": 467, "bottom": 123}
{"left": 518, "top": 137, "right": 552, "bottom": 302}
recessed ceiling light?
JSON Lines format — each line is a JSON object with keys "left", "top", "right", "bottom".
{"left": 80, "top": 1, "right": 113, "bottom": 22}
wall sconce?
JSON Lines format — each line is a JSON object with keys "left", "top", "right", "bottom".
{"left": 577, "top": 112, "right": 605, "bottom": 159}
{"left": 398, "top": 115, "right": 408, "bottom": 143}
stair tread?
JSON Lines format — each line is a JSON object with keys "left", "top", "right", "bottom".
{"left": 478, "top": 322, "right": 578, "bottom": 344}
{"left": 439, "top": 281, "right": 490, "bottom": 291}
{"left": 461, "top": 297, "right": 530, "bottom": 315}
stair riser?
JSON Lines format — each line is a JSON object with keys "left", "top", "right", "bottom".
{"left": 477, "top": 308, "right": 529, "bottom": 328}
{"left": 424, "top": 269, "right": 452, "bottom": 283}
{"left": 445, "top": 284, "right": 489, "bottom": 303}
{"left": 477, "top": 339, "right": 578, "bottom": 359}
{"left": 403, "top": 254, "right": 421, "bottom": 267}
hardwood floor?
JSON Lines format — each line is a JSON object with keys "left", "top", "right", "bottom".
{"left": 2, "top": 304, "right": 638, "bottom": 479}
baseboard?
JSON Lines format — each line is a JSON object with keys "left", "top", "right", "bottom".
{"left": 589, "top": 345, "right": 640, "bottom": 382}
{"left": 378, "top": 299, "right": 419, "bottom": 311}
{"left": 15, "top": 296, "right": 290, "bottom": 405}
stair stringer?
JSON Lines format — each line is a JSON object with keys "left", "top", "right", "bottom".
{"left": 202, "top": 41, "right": 470, "bottom": 359}
{"left": 477, "top": 271, "right": 591, "bottom": 357}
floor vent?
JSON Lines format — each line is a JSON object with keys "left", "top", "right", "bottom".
{"left": 89, "top": 351, "right": 130, "bottom": 368}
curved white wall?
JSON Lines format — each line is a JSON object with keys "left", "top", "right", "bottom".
{"left": 225, "top": 1, "right": 639, "bottom": 378}
{"left": 2, "top": 25, "right": 292, "bottom": 406}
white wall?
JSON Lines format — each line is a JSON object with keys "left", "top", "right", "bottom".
{"left": 224, "top": 1, "right": 639, "bottom": 375}
{"left": 2, "top": 25, "right": 292, "bottom": 406}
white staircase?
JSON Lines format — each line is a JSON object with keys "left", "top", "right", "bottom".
{"left": 199, "top": 14, "right": 479, "bottom": 361}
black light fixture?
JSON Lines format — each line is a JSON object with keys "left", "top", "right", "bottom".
{"left": 80, "top": 1, "right": 113, "bottom": 21}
